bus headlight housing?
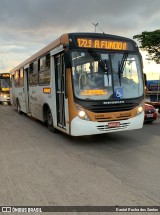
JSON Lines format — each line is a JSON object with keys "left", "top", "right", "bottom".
{"left": 0, "top": 94, "right": 5, "bottom": 97}
{"left": 136, "top": 102, "right": 144, "bottom": 115}
{"left": 76, "top": 104, "right": 90, "bottom": 121}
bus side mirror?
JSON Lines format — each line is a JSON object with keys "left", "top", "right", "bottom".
{"left": 143, "top": 73, "right": 147, "bottom": 88}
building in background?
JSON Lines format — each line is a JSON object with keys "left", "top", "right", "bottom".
{"left": 145, "top": 73, "right": 160, "bottom": 113}
{"left": 146, "top": 74, "right": 160, "bottom": 102}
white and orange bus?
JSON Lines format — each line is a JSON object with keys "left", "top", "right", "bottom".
{"left": 10, "top": 33, "right": 144, "bottom": 136}
{"left": 0, "top": 73, "right": 10, "bottom": 104}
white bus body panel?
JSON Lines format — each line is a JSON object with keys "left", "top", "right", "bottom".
{"left": 29, "top": 86, "right": 42, "bottom": 120}
{"left": 11, "top": 45, "right": 70, "bottom": 135}
{"left": 15, "top": 87, "right": 27, "bottom": 113}
{"left": 70, "top": 112, "right": 144, "bottom": 136}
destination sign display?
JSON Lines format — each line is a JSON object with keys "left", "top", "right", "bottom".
{"left": 0, "top": 73, "right": 10, "bottom": 78}
{"left": 80, "top": 89, "right": 107, "bottom": 96}
{"left": 77, "top": 38, "right": 132, "bottom": 50}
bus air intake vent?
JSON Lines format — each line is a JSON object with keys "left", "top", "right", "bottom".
{"left": 87, "top": 103, "right": 137, "bottom": 113}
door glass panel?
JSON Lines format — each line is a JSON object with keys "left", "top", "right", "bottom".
{"left": 55, "top": 54, "right": 66, "bottom": 128}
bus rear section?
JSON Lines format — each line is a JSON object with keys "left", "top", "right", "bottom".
{"left": 0, "top": 73, "right": 10, "bottom": 104}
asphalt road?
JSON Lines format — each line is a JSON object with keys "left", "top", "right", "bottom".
{"left": 0, "top": 105, "right": 160, "bottom": 214}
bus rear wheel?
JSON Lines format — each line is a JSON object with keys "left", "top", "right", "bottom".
{"left": 47, "top": 108, "right": 56, "bottom": 133}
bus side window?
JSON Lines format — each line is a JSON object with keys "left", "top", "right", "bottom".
{"left": 40, "top": 56, "right": 45, "bottom": 71}
{"left": 29, "top": 61, "right": 38, "bottom": 85}
{"left": 20, "top": 68, "right": 24, "bottom": 87}
{"left": 38, "top": 54, "right": 50, "bottom": 85}
{"left": 15, "top": 70, "right": 20, "bottom": 87}
{"left": 46, "top": 53, "right": 50, "bottom": 70}
{"left": 29, "top": 63, "right": 33, "bottom": 85}
{"left": 33, "top": 61, "right": 38, "bottom": 85}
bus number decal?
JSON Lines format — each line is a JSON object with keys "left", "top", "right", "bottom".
{"left": 77, "top": 38, "right": 92, "bottom": 48}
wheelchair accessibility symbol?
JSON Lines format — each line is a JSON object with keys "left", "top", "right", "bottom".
{"left": 115, "top": 87, "right": 123, "bottom": 98}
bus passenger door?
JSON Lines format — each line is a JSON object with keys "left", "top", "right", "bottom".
{"left": 54, "top": 54, "right": 67, "bottom": 129}
{"left": 10, "top": 74, "right": 16, "bottom": 105}
{"left": 23, "top": 67, "right": 30, "bottom": 114}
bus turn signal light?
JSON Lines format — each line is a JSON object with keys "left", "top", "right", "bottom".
{"left": 43, "top": 88, "right": 51, "bottom": 94}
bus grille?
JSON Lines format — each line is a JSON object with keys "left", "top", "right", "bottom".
{"left": 96, "top": 122, "right": 130, "bottom": 131}
{"left": 87, "top": 103, "right": 136, "bottom": 113}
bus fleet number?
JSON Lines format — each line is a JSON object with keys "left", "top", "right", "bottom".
{"left": 77, "top": 39, "right": 92, "bottom": 48}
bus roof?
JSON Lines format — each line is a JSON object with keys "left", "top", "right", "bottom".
{"left": 10, "top": 33, "right": 69, "bottom": 73}
{"left": 10, "top": 32, "right": 138, "bottom": 73}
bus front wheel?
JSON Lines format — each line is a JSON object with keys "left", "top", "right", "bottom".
{"left": 47, "top": 108, "right": 56, "bottom": 133}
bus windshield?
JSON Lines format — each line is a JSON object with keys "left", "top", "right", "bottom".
{"left": 0, "top": 78, "right": 10, "bottom": 92}
{"left": 70, "top": 50, "right": 143, "bottom": 100}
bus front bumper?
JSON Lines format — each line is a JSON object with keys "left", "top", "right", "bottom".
{"left": 70, "top": 113, "right": 144, "bottom": 136}
{"left": 0, "top": 97, "right": 10, "bottom": 102}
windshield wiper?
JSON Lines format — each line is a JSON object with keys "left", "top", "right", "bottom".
{"left": 88, "top": 48, "right": 111, "bottom": 86}
{"left": 88, "top": 48, "right": 108, "bottom": 74}
{"left": 118, "top": 52, "right": 128, "bottom": 86}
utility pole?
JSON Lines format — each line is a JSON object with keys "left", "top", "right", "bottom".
{"left": 92, "top": 23, "right": 98, "bottom": 33}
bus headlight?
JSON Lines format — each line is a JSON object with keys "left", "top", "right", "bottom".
{"left": 76, "top": 104, "right": 90, "bottom": 121}
{"left": 78, "top": 109, "right": 90, "bottom": 120}
{"left": 136, "top": 103, "right": 144, "bottom": 115}
{"left": 137, "top": 106, "right": 143, "bottom": 113}
{"left": 78, "top": 110, "right": 86, "bottom": 118}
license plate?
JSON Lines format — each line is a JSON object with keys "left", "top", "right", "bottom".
{"left": 108, "top": 122, "right": 120, "bottom": 128}
{"left": 147, "top": 114, "right": 153, "bottom": 118}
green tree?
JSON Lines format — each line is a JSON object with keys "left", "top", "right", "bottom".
{"left": 133, "top": 30, "right": 160, "bottom": 63}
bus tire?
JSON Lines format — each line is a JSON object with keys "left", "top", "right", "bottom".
{"left": 16, "top": 99, "right": 22, "bottom": 114}
{"left": 47, "top": 108, "right": 56, "bottom": 133}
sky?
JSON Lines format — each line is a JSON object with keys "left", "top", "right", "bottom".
{"left": 0, "top": 0, "right": 160, "bottom": 79}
